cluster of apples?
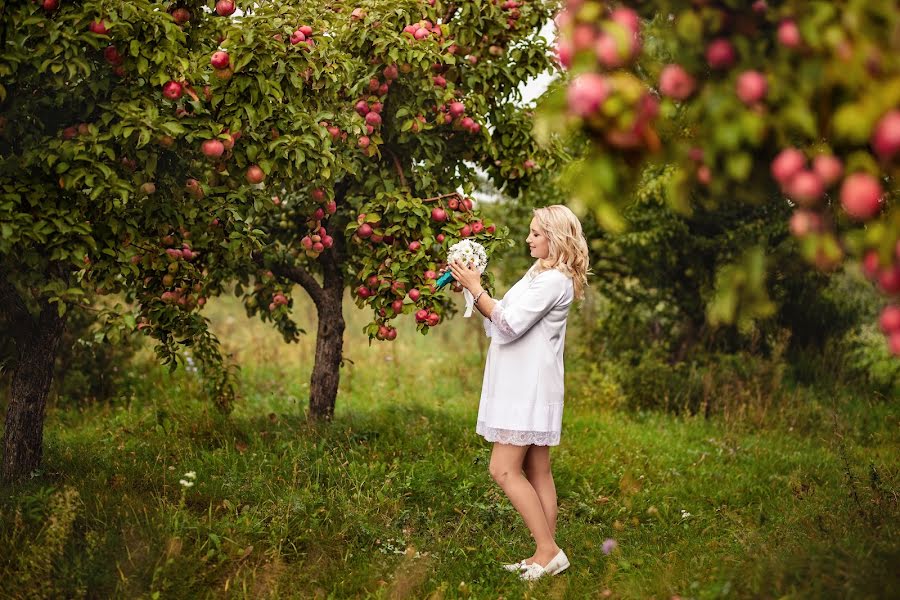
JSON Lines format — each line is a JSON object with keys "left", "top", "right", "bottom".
{"left": 434, "top": 100, "right": 482, "bottom": 134}
{"left": 402, "top": 19, "right": 446, "bottom": 43}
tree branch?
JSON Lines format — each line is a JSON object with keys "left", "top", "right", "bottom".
{"left": 442, "top": 3, "right": 458, "bottom": 24}
{"left": 252, "top": 252, "right": 324, "bottom": 306}
{"left": 385, "top": 147, "right": 408, "bottom": 189}
{"left": 422, "top": 191, "right": 463, "bottom": 203}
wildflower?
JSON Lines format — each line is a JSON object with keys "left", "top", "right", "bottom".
{"left": 601, "top": 538, "right": 617, "bottom": 555}
{"left": 179, "top": 479, "right": 194, "bottom": 488}
{"left": 681, "top": 509, "right": 692, "bottom": 519}
{"left": 184, "top": 471, "right": 196, "bottom": 479}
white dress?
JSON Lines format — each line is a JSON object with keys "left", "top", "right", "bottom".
{"left": 476, "top": 265, "right": 575, "bottom": 446}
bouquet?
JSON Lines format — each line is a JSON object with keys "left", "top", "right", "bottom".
{"left": 436, "top": 239, "right": 488, "bottom": 317}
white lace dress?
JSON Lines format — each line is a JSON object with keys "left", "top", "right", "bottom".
{"left": 476, "top": 266, "right": 574, "bottom": 446}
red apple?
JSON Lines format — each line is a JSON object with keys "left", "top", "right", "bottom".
{"left": 392, "top": 299, "right": 404, "bottom": 314}
{"left": 358, "top": 136, "right": 370, "bottom": 149}
{"left": 889, "top": 332, "right": 900, "bottom": 357}
{"left": 351, "top": 8, "right": 366, "bottom": 20}
{"left": 789, "top": 209, "right": 821, "bottom": 237}
{"left": 786, "top": 171, "right": 824, "bottom": 206}
{"left": 879, "top": 266, "right": 900, "bottom": 295}
{"left": 357, "top": 286, "right": 371, "bottom": 299}
{"left": 103, "top": 45, "right": 123, "bottom": 65}
{"left": 472, "top": 221, "right": 484, "bottom": 234}
{"left": 171, "top": 7, "right": 191, "bottom": 25}
{"left": 706, "top": 38, "right": 736, "bottom": 70}
{"left": 201, "top": 139, "right": 225, "bottom": 159}
{"left": 299, "top": 25, "right": 313, "bottom": 37}
{"left": 408, "top": 241, "right": 421, "bottom": 251}
{"left": 365, "top": 111, "right": 382, "bottom": 127}
{"left": 862, "top": 250, "right": 882, "bottom": 280}
{"left": 436, "top": 233, "right": 446, "bottom": 242}
{"left": 460, "top": 224, "right": 472, "bottom": 237}
{"left": 778, "top": 20, "right": 802, "bottom": 48}
{"left": 357, "top": 223, "right": 373, "bottom": 238}
{"left": 415, "top": 309, "right": 429, "bottom": 322}
{"left": 408, "top": 288, "right": 421, "bottom": 302}
{"left": 771, "top": 148, "right": 806, "bottom": 185}
{"left": 383, "top": 64, "right": 399, "bottom": 80}
{"left": 812, "top": 154, "right": 844, "bottom": 187}
{"left": 840, "top": 172, "right": 883, "bottom": 220}
{"left": 659, "top": 64, "right": 695, "bottom": 100}
{"left": 433, "top": 75, "right": 447, "bottom": 88}
{"left": 89, "top": 19, "right": 109, "bottom": 35}
{"left": 872, "top": 109, "right": 900, "bottom": 162}
{"left": 880, "top": 305, "right": 900, "bottom": 334}
{"left": 245, "top": 164, "right": 265, "bottom": 184}
{"left": 431, "top": 207, "right": 447, "bottom": 222}
{"left": 567, "top": 73, "right": 610, "bottom": 118}
{"left": 215, "top": 0, "right": 236, "bottom": 16}
{"left": 211, "top": 51, "right": 230, "bottom": 69}
{"left": 162, "top": 80, "right": 183, "bottom": 100}
{"left": 424, "top": 270, "right": 437, "bottom": 280}
{"left": 42, "top": 0, "right": 58, "bottom": 11}
{"left": 449, "top": 101, "right": 465, "bottom": 117}
{"left": 736, "top": 70, "right": 767, "bottom": 105}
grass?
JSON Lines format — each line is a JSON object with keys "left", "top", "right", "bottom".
{"left": 1, "top": 291, "right": 898, "bottom": 599}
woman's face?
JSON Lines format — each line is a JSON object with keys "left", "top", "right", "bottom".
{"left": 526, "top": 217, "right": 550, "bottom": 259}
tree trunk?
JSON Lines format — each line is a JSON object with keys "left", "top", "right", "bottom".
{"left": 2, "top": 302, "right": 65, "bottom": 483}
{"left": 308, "top": 279, "right": 345, "bottom": 421}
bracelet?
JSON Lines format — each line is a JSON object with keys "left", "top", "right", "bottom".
{"left": 473, "top": 289, "right": 487, "bottom": 304}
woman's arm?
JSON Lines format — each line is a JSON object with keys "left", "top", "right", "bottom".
{"left": 446, "top": 261, "right": 497, "bottom": 318}
{"left": 470, "top": 284, "right": 497, "bottom": 318}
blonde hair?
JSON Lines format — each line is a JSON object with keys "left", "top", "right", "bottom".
{"left": 530, "top": 205, "right": 591, "bottom": 301}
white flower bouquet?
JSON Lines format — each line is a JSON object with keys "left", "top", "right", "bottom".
{"left": 436, "top": 239, "right": 488, "bottom": 317}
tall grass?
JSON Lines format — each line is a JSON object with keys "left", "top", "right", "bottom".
{"left": 1, "top": 290, "right": 897, "bottom": 599}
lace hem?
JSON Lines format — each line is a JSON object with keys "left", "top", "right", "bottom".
{"left": 488, "top": 304, "right": 518, "bottom": 339}
{"left": 476, "top": 421, "right": 560, "bottom": 446}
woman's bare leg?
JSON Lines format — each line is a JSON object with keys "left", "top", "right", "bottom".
{"left": 521, "top": 444, "right": 557, "bottom": 564}
{"left": 489, "top": 443, "right": 560, "bottom": 567}
{"left": 524, "top": 445, "right": 557, "bottom": 534}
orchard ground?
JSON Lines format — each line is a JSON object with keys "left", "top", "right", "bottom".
{"left": 1, "top": 290, "right": 898, "bottom": 599}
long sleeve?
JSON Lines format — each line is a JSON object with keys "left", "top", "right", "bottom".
{"left": 488, "top": 272, "right": 566, "bottom": 344}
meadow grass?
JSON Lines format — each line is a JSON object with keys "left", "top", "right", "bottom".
{"left": 1, "top": 291, "right": 898, "bottom": 599}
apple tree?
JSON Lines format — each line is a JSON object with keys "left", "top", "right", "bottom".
{"left": 0, "top": 0, "right": 343, "bottom": 481}
{"left": 540, "top": 1, "right": 900, "bottom": 355}
{"left": 232, "top": 0, "right": 569, "bottom": 420}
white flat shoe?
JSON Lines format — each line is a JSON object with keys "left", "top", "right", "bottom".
{"left": 518, "top": 549, "right": 569, "bottom": 581}
{"left": 501, "top": 559, "right": 528, "bottom": 572}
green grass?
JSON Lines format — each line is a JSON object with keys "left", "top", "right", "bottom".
{"left": 2, "top": 293, "right": 898, "bottom": 599}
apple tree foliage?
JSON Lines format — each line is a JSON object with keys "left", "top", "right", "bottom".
{"left": 225, "top": 0, "right": 569, "bottom": 419}
{"left": 539, "top": 0, "right": 900, "bottom": 356}
{"left": 0, "top": 0, "right": 346, "bottom": 480}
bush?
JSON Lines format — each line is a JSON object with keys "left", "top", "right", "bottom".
{"left": 609, "top": 346, "right": 787, "bottom": 417}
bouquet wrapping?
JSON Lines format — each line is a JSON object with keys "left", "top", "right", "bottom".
{"left": 436, "top": 240, "right": 488, "bottom": 317}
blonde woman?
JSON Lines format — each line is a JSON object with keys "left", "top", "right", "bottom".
{"left": 447, "top": 204, "right": 590, "bottom": 581}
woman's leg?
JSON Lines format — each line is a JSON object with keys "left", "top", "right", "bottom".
{"left": 489, "top": 443, "right": 560, "bottom": 567}
{"left": 523, "top": 445, "right": 557, "bottom": 537}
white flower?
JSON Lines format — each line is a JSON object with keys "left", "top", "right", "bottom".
{"left": 184, "top": 471, "right": 196, "bottom": 479}
{"left": 680, "top": 509, "right": 692, "bottom": 519}
{"left": 179, "top": 479, "right": 194, "bottom": 488}
{"left": 447, "top": 240, "right": 488, "bottom": 272}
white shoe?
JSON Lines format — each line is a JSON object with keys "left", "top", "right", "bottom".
{"left": 518, "top": 549, "right": 569, "bottom": 581}
{"left": 501, "top": 559, "right": 528, "bottom": 572}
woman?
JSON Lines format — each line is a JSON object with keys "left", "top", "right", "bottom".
{"left": 447, "top": 204, "right": 590, "bottom": 581}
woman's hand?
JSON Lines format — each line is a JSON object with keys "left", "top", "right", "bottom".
{"left": 437, "top": 265, "right": 465, "bottom": 292}
{"left": 448, "top": 260, "right": 482, "bottom": 292}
